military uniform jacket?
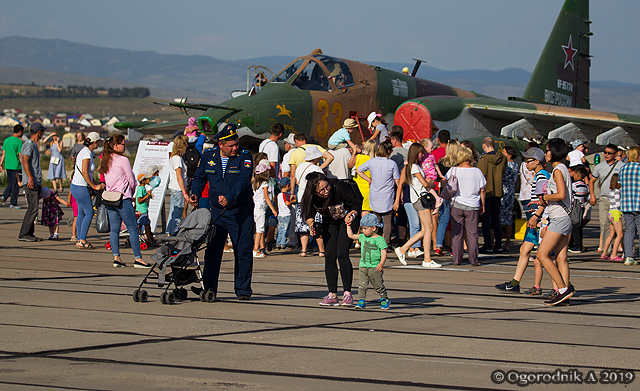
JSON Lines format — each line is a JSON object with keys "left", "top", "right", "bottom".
{"left": 191, "top": 146, "right": 254, "bottom": 212}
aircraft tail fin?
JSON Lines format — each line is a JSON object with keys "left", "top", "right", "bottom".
{"left": 521, "top": 0, "right": 591, "bottom": 109}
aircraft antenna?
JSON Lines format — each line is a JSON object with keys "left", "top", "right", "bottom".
{"left": 411, "top": 59, "right": 425, "bottom": 77}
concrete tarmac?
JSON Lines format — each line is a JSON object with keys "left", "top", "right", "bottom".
{"left": 1, "top": 197, "right": 639, "bottom": 390}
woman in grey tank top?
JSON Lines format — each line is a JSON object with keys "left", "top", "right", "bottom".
{"left": 526, "top": 139, "right": 575, "bottom": 306}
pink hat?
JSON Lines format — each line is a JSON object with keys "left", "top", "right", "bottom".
{"left": 255, "top": 159, "right": 271, "bottom": 174}
{"left": 185, "top": 117, "right": 199, "bottom": 132}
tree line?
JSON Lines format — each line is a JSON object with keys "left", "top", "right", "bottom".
{"left": 2, "top": 85, "right": 150, "bottom": 99}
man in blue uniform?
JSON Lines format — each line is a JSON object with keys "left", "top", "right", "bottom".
{"left": 190, "top": 124, "right": 254, "bottom": 300}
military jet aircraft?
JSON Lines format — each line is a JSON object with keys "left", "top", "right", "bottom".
{"left": 116, "top": 0, "right": 640, "bottom": 150}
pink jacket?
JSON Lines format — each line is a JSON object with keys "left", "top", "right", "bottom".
{"left": 104, "top": 154, "right": 137, "bottom": 199}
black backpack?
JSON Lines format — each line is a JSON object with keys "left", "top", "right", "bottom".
{"left": 339, "top": 178, "right": 364, "bottom": 205}
{"left": 183, "top": 142, "right": 201, "bottom": 177}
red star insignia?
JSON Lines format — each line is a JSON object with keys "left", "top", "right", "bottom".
{"left": 562, "top": 35, "right": 578, "bottom": 71}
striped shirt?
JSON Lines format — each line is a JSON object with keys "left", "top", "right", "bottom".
{"left": 221, "top": 156, "right": 229, "bottom": 177}
{"left": 618, "top": 162, "right": 640, "bottom": 212}
{"left": 530, "top": 170, "right": 551, "bottom": 203}
{"left": 571, "top": 180, "right": 589, "bottom": 206}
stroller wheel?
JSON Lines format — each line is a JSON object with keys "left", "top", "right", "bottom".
{"left": 132, "top": 289, "right": 140, "bottom": 302}
{"left": 140, "top": 242, "right": 148, "bottom": 250}
{"left": 105, "top": 242, "right": 111, "bottom": 250}
{"left": 166, "top": 291, "right": 176, "bottom": 304}
{"left": 204, "top": 290, "right": 216, "bottom": 303}
{"left": 174, "top": 288, "right": 188, "bottom": 300}
{"left": 140, "top": 290, "right": 148, "bottom": 302}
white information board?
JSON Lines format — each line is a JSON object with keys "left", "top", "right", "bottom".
{"left": 131, "top": 141, "right": 173, "bottom": 232}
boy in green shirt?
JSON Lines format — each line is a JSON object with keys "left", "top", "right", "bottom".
{"left": 346, "top": 213, "right": 390, "bottom": 309}
{"left": 136, "top": 173, "right": 156, "bottom": 246}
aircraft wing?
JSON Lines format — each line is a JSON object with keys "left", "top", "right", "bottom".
{"left": 114, "top": 119, "right": 187, "bottom": 132}
{"left": 465, "top": 101, "right": 640, "bottom": 147}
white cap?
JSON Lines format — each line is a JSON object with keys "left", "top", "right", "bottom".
{"left": 86, "top": 131, "right": 103, "bottom": 143}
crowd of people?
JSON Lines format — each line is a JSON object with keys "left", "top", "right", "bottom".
{"left": 2, "top": 117, "right": 640, "bottom": 308}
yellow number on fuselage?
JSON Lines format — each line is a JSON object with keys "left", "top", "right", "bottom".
{"left": 316, "top": 99, "right": 330, "bottom": 138}
{"left": 316, "top": 99, "right": 343, "bottom": 139}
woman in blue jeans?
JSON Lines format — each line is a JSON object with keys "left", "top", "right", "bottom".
{"left": 394, "top": 170, "right": 422, "bottom": 258}
{"left": 99, "top": 135, "right": 151, "bottom": 268}
{"left": 69, "top": 132, "right": 104, "bottom": 249}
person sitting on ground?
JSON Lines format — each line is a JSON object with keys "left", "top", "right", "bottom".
{"left": 345, "top": 213, "right": 390, "bottom": 310}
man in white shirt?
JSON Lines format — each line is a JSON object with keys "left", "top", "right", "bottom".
{"left": 280, "top": 133, "right": 296, "bottom": 178}
{"left": 567, "top": 139, "right": 588, "bottom": 167}
{"left": 258, "top": 123, "right": 284, "bottom": 179}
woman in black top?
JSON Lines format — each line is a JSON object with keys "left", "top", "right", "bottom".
{"left": 302, "top": 172, "right": 362, "bottom": 306}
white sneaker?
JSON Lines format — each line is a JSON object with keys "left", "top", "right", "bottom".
{"left": 406, "top": 249, "right": 416, "bottom": 258}
{"left": 253, "top": 250, "right": 265, "bottom": 258}
{"left": 413, "top": 249, "right": 424, "bottom": 257}
{"left": 394, "top": 247, "right": 407, "bottom": 265}
{"left": 422, "top": 260, "right": 442, "bottom": 268}
{"left": 354, "top": 242, "right": 361, "bottom": 249}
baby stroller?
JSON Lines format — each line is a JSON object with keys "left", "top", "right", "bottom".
{"left": 132, "top": 208, "right": 217, "bottom": 305}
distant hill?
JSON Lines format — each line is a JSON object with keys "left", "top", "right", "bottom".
{"left": 1, "top": 36, "right": 639, "bottom": 114}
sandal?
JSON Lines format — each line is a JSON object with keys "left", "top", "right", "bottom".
{"left": 76, "top": 241, "right": 95, "bottom": 250}
{"left": 318, "top": 252, "right": 325, "bottom": 257}
{"left": 299, "top": 251, "right": 307, "bottom": 257}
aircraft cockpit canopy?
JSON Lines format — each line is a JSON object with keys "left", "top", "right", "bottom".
{"left": 272, "top": 54, "right": 355, "bottom": 91}
{"left": 292, "top": 60, "right": 330, "bottom": 91}
{"left": 314, "top": 55, "right": 354, "bottom": 89}
{"left": 272, "top": 59, "right": 305, "bottom": 83}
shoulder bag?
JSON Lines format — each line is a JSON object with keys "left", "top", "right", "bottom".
{"left": 101, "top": 191, "right": 123, "bottom": 208}
{"left": 440, "top": 167, "right": 458, "bottom": 200}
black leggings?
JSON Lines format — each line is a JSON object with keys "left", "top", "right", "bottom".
{"left": 323, "top": 219, "right": 358, "bottom": 293}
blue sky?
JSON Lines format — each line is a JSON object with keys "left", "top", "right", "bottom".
{"left": 2, "top": 0, "right": 639, "bottom": 83}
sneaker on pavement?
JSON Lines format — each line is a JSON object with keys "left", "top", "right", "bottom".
{"left": 380, "top": 298, "right": 390, "bottom": 310}
{"left": 567, "top": 247, "right": 582, "bottom": 254}
{"left": 341, "top": 292, "right": 353, "bottom": 306}
{"left": 354, "top": 299, "right": 365, "bottom": 309}
{"left": 434, "top": 248, "right": 445, "bottom": 256}
{"left": 9, "top": 205, "right": 21, "bottom": 209}
{"left": 544, "top": 285, "right": 575, "bottom": 306}
{"left": 253, "top": 250, "right": 266, "bottom": 258}
{"left": 624, "top": 257, "right": 638, "bottom": 266}
{"left": 0, "top": 196, "right": 5, "bottom": 206}
{"left": 319, "top": 293, "right": 340, "bottom": 306}
{"left": 495, "top": 281, "right": 520, "bottom": 294}
{"left": 422, "top": 260, "right": 442, "bottom": 268}
{"left": 413, "top": 248, "right": 425, "bottom": 257}
{"left": 394, "top": 247, "right": 407, "bottom": 265}
{"left": 542, "top": 290, "right": 558, "bottom": 300}
{"left": 525, "top": 286, "right": 542, "bottom": 296}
